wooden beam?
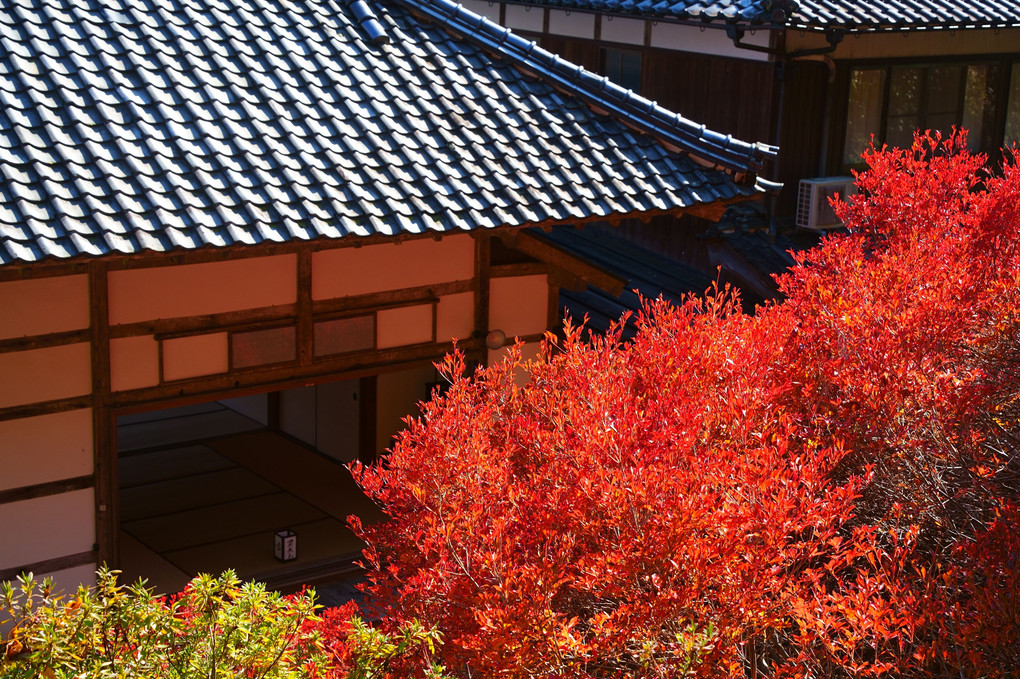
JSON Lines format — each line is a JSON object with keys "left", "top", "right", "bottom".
{"left": 106, "top": 337, "right": 485, "bottom": 413}
{"left": 490, "top": 262, "right": 548, "bottom": 278}
{"left": 111, "top": 304, "right": 297, "bottom": 340}
{"left": 0, "top": 396, "right": 92, "bottom": 423}
{"left": 313, "top": 279, "right": 473, "bottom": 313}
{"left": 0, "top": 261, "right": 89, "bottom": 283}
{"left": 547, "top": 270, "right": 590, "bottom": 293}
{"left": 0, "top": 475, "right": 94, "bottom": 505}
{"left": 0, "top": 329, "right": 91, "bottom": 355}
{"left": 0, "top": 550, "right": 96, "bottom": 582}
{"left": 499, "top": 230, "right": 627, "bottom": 297}
{"left": 683, "top": 195, "right": 764, "bottom": 222}
{"left": 105, "top": 281, "right": 477, "bottom": 342}
{"left": 548, "top": 278, "right": 562, "bottom": 331}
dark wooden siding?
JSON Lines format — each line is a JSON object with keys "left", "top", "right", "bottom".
{"left": 536, "top": 37, "right": 777, "bottom": 145}
{"left": 539, "top": 35, "right": 601, "bottom": 73}
{"left": 776, "top": 59, "right": 831, "bottom": 215}
{"left": 641, "top": 49, "right": 776, "bottom": 146}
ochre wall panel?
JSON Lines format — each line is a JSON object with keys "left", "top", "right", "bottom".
{"left": 436, "top": 292, "right": 475, "bottom": 342}
{"left": 110, "top": 336, "right": 160, "bottom": 392}
{"left": 108, "top": 256, "right": 297, "bottom": 324}
{"left": 312, "top": 236, "right": 474, "bottom": 299}
{"left": 489, "top": 275, "right": 549, "bottom": 339}
{"left": 0, "top": 409, "right": 92, "bottom": 491}
{"left": 0, "top": 275, "right": 89, "bottom": 340}
{"left": 162, "top": 332, "right": 228, "bottom": 381}
{"left": 0, "top": 489, "right": 95, "bottom": 570}
{"left": 376, "top": 304, "right": 433, "bottom": 349}
{"left": 0, "top": 343, "right": 91, "bottom": 408}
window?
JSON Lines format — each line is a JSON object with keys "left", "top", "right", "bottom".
{"left": 1006, "top": 63, "right": 1020, "bottom": 146}
{"left": 602, "top": 48, "right": 642, "bottom": 92}
{"left": 841, "top": 61, "right": 1002, "bottom": 169}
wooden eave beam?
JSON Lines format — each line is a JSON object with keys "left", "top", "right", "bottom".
{"left": 682, "top": 194, "right": 766, "bottom": 222}
{"left": 496, "top": 229, "right": 627, "bottom": 297}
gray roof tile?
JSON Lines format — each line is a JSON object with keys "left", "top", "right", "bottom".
{"left": 0, "top": 0, "right": 775, "bottom": 266}
{"left": 511, "top": 0, "right": 1020, "bottom": 29}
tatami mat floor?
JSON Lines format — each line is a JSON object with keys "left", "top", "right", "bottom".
{"left": 117, "top": 403, "right": 383, "bottom": 595}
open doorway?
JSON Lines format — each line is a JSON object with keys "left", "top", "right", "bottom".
{"left": 115, "top": 378, "right": 386, "bottom": 593}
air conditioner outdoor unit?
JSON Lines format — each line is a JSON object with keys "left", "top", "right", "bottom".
{"left": 795, "top": 177, "right": 856, "bottom": 230}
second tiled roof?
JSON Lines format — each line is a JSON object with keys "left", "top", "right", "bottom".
{"left": 501, "top": 0, "right": 1020, "bottom": 30}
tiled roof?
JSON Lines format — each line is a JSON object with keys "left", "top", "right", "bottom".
{"left": 509, "top": 0, "right": 766, "bottom": 23}
{"left": 505, "top": 0, "right": 1020, "bottom": 30}
{"left": 0, "top": 0, "right": 775, "bottom": 266}
{"left": 786, "top": 0, "right": 1020, "bottom": 31}
{"left": 539, "top": 225, "right": 714, "bottom": 337}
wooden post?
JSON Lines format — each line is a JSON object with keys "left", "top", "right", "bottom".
{"left": 89, "top": 262, "right": 116, "bottom": 568}
{"left": 473, "top": 232, "right": 491, "bottom": 364}
{"left": 297, "top": 248, "right": 313, "bottom": 365}
{"left": 358, "top": 375, "right": 378, "bottom": 464}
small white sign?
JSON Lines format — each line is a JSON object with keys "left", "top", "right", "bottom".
{"left": 274, "top": 529, "right": 298, "bottom": 562}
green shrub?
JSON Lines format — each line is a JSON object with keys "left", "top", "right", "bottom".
{"left": 1, "top": 568, "right": 446, "bottom": 679}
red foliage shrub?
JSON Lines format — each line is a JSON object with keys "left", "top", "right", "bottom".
{"left": 350, "top": 132, "right": 1020, "bottom": 678}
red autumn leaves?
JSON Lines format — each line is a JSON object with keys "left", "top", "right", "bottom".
{"left": 350, "top": 132, "right": 1020, "bottom": 678}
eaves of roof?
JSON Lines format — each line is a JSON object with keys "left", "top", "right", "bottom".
{"left": 499, "top": 0, "right": 1020, "bottom": 32}
{"left": 0, "top": 0, "right": 778, "bottom": 267}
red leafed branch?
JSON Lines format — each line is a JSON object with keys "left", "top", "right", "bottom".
{"left": 350, "top": 131, "right": 1020, "bottom": 678}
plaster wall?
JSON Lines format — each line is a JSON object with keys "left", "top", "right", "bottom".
{"left": 44, "top": 563, "right": 98, "bottom": 594}
{"left": 600, "top": 16, "right": 646, "bottom": 45}
{"left": 489, "top": 274, "right": 549, "bottom": 339}
{"left": 312, "top": 236, "right": 475, "bottom": 299}
{"left": 0, "top": 409, "right": 92, "bottom": 491}
{"left": 316, "top": 379, "right": 360, "bottom": 463}
{"left": 0, "top": 489, "right": 94, "bottom": 570}
{"left": 376, "top": 363, "right": 436, "bottom": 453}
{"left": 0, "top": 275, "right": 89, "bottom": 340}
{"left": 487, "top": 341, "right": 542, "bottom": 385}
{"left": 108, "top": 256, "right": 297, "bottom": 324}
{"left": 461, "top": 0, "right": 500, "bottom": 22}
{"left": 377, "top": 304, "right": 433, "bottom": 349}
{"left": 220, "top": 393, "right": 270, "bottom": 426}
{"left": 280, "top": 386, "right": 317, "bottom": 446}
{"left": 436, "top": 292, "right": 475, "bottom": 342}
{"left": 650, "top": 23, "right": 770, "bottom": 61}
{"left": 504, "top": 4, "right": 544, "bottom": 32}
{"left": 0, "top": 343, "right": 91, "bottom": 408}
{"left": 162, "top": 332, "right": 228, "bottom": 381}
{"left": 110, "top": 335, "right": 160, "bottom": 392}
{"left": 278, "top": 382, "right": 360, "bottom": 461}
{"left": 548, "top": 9, "right": 596, "bottom": 39}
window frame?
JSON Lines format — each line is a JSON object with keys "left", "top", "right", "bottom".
{"left": 830, "top": 53, "right": 1018, "bottom": 175}
{"left": 600, "top": 46, "right": 644, "bottom": 93}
